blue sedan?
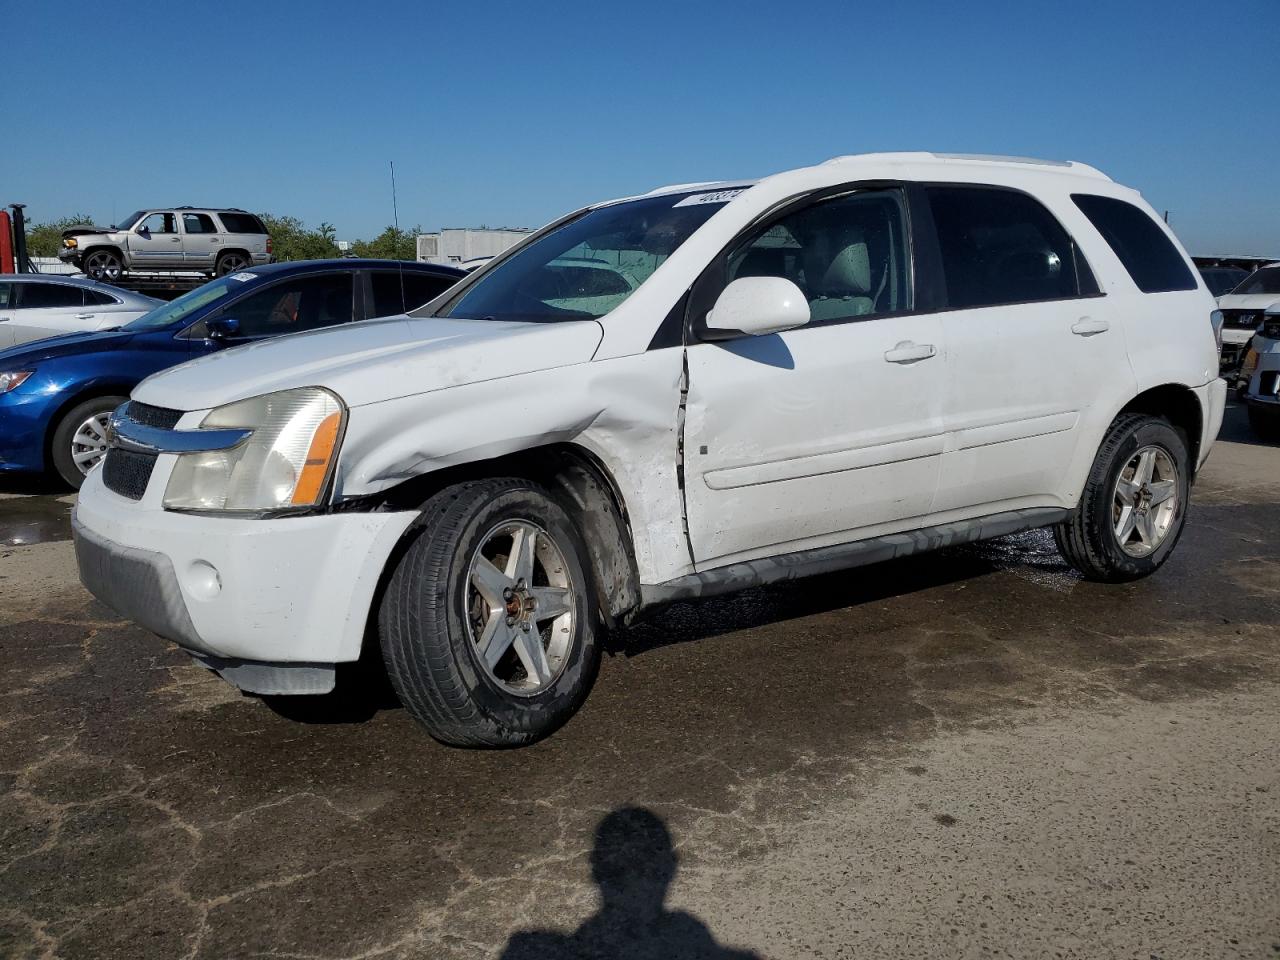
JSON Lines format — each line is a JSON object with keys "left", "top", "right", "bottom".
{"left": 0, "top": 259, "right": 464, "bottom": 487}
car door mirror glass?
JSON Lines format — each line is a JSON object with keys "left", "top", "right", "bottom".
{"left": 704, "top": 276, "right": 810, "bottom": 340}
{"left": 206, "top": 317, "right": 242, "bottom": 340}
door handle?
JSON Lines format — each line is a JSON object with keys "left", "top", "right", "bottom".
{"left": 884, "top": 340, "right": 936, "bottom": 364}
{"left": 171, "top": 238, "right": 182, "bottom": 243}
{"left": 76, "top": 313, "right": 96, "bottom": 320}
{"left": 1071, "top": 317, "right": 1110, "bottom": 336}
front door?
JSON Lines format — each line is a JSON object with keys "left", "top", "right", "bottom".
{"left": 128, "top": 212, "right": 184, "bottom": 269}
{"left": 682, "top": 187, "right": 947, "bottom": 568}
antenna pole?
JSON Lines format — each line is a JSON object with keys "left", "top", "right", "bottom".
{"left": 391, "top": 161, "right": 407, "bottom": 310}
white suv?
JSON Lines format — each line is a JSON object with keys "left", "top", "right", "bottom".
{"left": 74, "top": 153, "right": 1226, "bottom": 747}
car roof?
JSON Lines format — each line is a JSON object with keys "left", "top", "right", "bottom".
{"left": 238, "top": 259, "right": 467, "bottom": 279}
{"left": 5, "top": 273, "right": 138, "bottom": 292}
{"left": 603, "top": 151, "right": 1114, "bottom": 209}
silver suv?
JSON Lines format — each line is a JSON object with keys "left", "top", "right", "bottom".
{"left": 59, "top": 208, "right": 272, "bottom": 281}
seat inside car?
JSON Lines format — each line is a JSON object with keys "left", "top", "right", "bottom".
{"left": 805, "top": 234, "right": 875, "bottom": 321}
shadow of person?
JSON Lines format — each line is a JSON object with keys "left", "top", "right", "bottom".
{"left": 499, "top": 807, "right": 762, "bottom": 960}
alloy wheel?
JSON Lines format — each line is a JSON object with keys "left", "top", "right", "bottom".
{"left": 83, "top": 251, "right": 122, "bottom": 282}
{"left": 462, "top": 520, "right": 576, "bottom": 696}
{"left": 1112, "top": 445, "right": 1179, "bottom": 558}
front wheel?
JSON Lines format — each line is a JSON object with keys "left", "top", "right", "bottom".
{"left": 50, "top": 395, "right": 126, "bottom": 489}
{"left": 1054, "top": 414, "right": 1190, "bottom": 582}
{"left": 379, "top": 478, "right": 600, "bottom": 747}
{"left": 82, "top": 249, "right": 124, "bottom": 282}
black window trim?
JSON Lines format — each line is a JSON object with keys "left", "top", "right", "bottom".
{"left": 680, "top": 180, "right": 922, "bottom": 347}
{"left": 651, "top": 178, "right": 1106, "bottom": 351}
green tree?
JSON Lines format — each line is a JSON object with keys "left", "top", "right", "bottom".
{"left": 351, "top": 225, "right": 421, "bottom": 261}
{"left": 23, "top": 214, "right": 95, "bottom": 258}
{"left": 258, "top": 214, "right": 340, "bottom": 262}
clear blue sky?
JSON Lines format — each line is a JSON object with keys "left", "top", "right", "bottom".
{"left": 6, "top": 0, "right": 1278, "bottom": 254}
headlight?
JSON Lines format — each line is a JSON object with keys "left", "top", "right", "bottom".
{"left": 163, "top": 387, "right": 345, "bottom": 513}
{"left": 63, "top": 237, "right": 78, "bottom": 249}
{"left": 0, "top": 371, "right": 33, "bottom": 394}
{"left": 1210, "top": 309, "right": 1224, "bottom": 352}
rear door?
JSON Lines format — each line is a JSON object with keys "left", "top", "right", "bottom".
{"left": 179, "top": 212, "right": 221, "bottom": 270}
{"left": 6, "top": 282, "right": 98, "bottom": 346}
{"left": 683, "top": 186, "right": 947, "bottom": 567}
{"left": 129, "top": 212, "right": 184, "bottom": 269}
{"left": 922, "top": 185, "right": 1132, "bottom": 514}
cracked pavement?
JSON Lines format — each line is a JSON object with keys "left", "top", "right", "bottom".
{"left": 0, "top": 403, "right": 1277, "bottom": 959}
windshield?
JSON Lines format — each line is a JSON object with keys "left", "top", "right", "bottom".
{"left": 1232, "top": 266, "right": 1280, "bottom": 296}
{"left": 122, "top": 277, "right": 240, "bottom": 331}
{"left": 1200, "top": 268, "right": 1247, "bottom": 297}
{"left": 430, "top": 189, "right": 745, "bottom": 323}
{"left": 114, "top": 211, "right": 144, "bottom": 231}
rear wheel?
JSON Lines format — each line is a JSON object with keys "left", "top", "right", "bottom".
{"left": 82, "top": 249, "right": 124, "bottom": 282}
{"left": 215, "top": 251, "right": 251, "bottom": 276}
{"left": 379, "top": 478, "right": 600, "bottom": 747}
{"left": 50, "top": 395, "right": 126, "bottom": 490}
{"left": 1054, "top": 414, "right": 1190, "bottom": 582}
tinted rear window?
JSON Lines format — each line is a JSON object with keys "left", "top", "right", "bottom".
{"left": 1071, "top": 194, "right": 1196, "bottom": 294}
{"left": 927, "top": 186, "right": 1094, "bottom": 310}
{"left": 217, "top": 212, "right": 267, "bottom": 234}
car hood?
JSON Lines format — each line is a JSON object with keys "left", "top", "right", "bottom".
{"left": 0, "top": 328, "right": 138, "bottom": 366}
{"left": 132, "top": 315, "right": 605, "bottom": 411}
{"left": 1217, "top": 294, "right": 1280, "bottom": 310}
{"left": 61, "top": 223, "right": 117, "bottom": 239}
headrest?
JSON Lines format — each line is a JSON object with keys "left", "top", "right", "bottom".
{"left": 820, "top": 241, "right": 871, "bottom": 296}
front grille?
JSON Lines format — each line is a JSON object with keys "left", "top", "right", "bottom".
{"left": 1222, "top": 310, "right": 1262, "bottom": 330}
{"left": 124, "top": 401, "right": 183, "bottom": 430}
{"left": 102, "top": 448, "right": 158, "bottom": 501}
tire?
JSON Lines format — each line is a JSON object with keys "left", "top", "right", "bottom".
{"left": 1248, "top": 405, "right": 1280, "bottom": 440}
{"left": 1054, "top": 414, "right": 1191, "bottom": 583}
{"left": 82, "top": 249, "right": 124, "bottom": 282}
{"left": 51, "top": 395, "right": 127, "bottom": 490}
{"left": 379, "top": 478, "right": 600, "bottom": 747}
{"left": 215, "top": 251, "right": 251, "bottom": 276}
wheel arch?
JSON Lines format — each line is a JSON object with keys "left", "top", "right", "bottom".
{"left": 42, "top": 382, "right": 134, "bottom": 469}
{"left": 1116, "top": 383, "right": 1205, "bottom": 474}
{"left": 80, "top": 244, "right": 125, "bottom": 269}
{"left": 215, "top": 248, "right": 252, "bottom": 269}
{"left": 358, "top": 441, "right": 643, "bottom": 629}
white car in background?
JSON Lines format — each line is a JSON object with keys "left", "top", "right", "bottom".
{"left": 0, "top": 275, "right": 162, "bottom": 349}
{"left": 1242, "top": 303, "right": 1280, "bottom": 438}
{"left": 1216, "top": 263, "right": 1280, "bottom": 371}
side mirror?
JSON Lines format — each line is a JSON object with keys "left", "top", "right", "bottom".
{"left": 703, "top": 277, "right": 810, "bottom": 340}
{"left": 206, "top": 317, "right": 242, "bottom": 341}
{"left": 136, "top": 226, "right": 150, "bottom": 237}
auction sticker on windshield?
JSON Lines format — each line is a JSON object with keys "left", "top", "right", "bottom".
{"left": 672, "top": 189, "right": 747, "bottom": 207}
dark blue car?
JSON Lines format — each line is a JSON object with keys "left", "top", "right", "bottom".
{"left": 0, "top": 259, "right": 464, "bottom": 487}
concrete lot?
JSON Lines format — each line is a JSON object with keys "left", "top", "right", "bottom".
{"left": 0, "top": 404, "right": 1276, "bottom": 960}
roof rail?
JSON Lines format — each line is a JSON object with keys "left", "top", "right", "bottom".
{"left": 821, "top": 152, "right": 1110, "bottom": 179}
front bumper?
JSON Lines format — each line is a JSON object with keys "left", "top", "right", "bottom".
{"left": 73, "top": 466, "right": 417, "bottom": 683}
{"left": 57, "top": 248, "right": 82, "bottom": 265}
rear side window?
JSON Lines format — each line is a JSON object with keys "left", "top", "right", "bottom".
{"left": 182, "top": 213, "right": 217, "bottom": 234}
{"left": 927, "top": 187, "right": 1094, "bottom": 310}
{"left": 1071, "top": 194, "right": 1196, "bottom": 294}
{"left": 16, "top": 283, "right": 85, "bottom": 308}
{"left": 83, "top": 289, "right": 119, "bottom": 306}
{"left": 372, "top": 271, "right": 458, "bottom": 317}
{"left": 217, "top": 212, "right": 267, "bottom": 234}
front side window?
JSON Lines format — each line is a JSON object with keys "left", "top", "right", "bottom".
{"left": 16, "top": 283, "right": 85, "bottom": 309}
{"left": 182, "top": 213, "right": 217, "bottom": 234}
{"left": 139, "top": 212, "right": 177, "bottom": 234}
{"left": 928, "top": 187, "right": 1091, "bottom": 310}
{"left": 220, "top": 274, "right": 355, "bottom": 337}
{"left": 1071, "top": 194, "right": 1196, "bottom": 294}
{"left": 431, "top": 189, "right": 740, "bottom": 323}
{"left": 1232, "top": 266, "right": 1280, "bottom": 296}
{"left": 727, "top": 189, "right": 911, "bottom": 323}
